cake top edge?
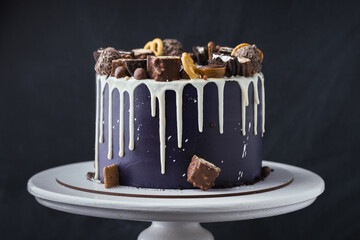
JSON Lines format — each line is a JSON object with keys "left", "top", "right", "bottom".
{"left": 94, "top": 38, "right": 263, "bottom": 81}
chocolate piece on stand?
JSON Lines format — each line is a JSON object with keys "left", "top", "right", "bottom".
{"left": 162, "top": 39, "right": 183, "bottom": 56}
{"left": 103, "top": 164, "right": 120, "bottom": 188}
{"left": 192, "top": 45, "right": 209, "bottom": 65}
{"left": 133, "top": 68, "right": 148, "bottom": 80}
{"left": 237, "top": 57, "right": 255, "bottom": 77}
{"left": 198, "top": 64, "right": 226, "bottom": 78}
{"left": 187, "top": 155, "right": 221, "bottom": 191}
{"left": 124, "top": 59, "right": 147, "bottom": 76}
{"left": 234, "top": 44, "right": 262, "bottom": 72}
{"left": 114, "top": 66, "right": 129, "bottom": 79}
{"left": 132, "top": 48, "right": 155, "bottom": 59}
{"left": 94, "top": 47, "right": 122, "bottom": 75}
{"left": 147, "top": 56, "right": 181, "bottom": 81}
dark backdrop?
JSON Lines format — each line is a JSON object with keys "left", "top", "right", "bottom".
{"left": 1, "top": 0, "right": 359, "bottom": 239}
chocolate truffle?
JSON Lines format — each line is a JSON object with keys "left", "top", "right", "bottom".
{"left": 114, "top": 66, "right": 129, "bottom": 79}
{"left": 234, "top": 45, "right": 262, "bottom": 72}
{"left": 134, "top": 68, "right": 148, "bottom": 80}
{"left": 162, "top": 39, "right": 183, "bottom": 56}
{"left": 94, "top": 47, "right": 122, "bottom": 75}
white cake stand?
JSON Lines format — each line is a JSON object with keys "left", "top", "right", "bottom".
{"left": 27, "top": 161, "right": 324, "bottom": 240}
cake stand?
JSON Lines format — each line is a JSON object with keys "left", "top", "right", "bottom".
{"left": 27, "top": 161, "right": 324, "bottom": 240}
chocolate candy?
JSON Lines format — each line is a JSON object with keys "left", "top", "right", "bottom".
{"left": 103, "top": 164, "right": 119, "bottom": 188}
{"left": 180, "top": 67, "right": 190, "bottom": 79}
{"left": 114, "top": 66, "right": 129, "bottom": 79}
{"left": 198, "top": 64, "right": 226, "bottom": 78}
{"left": 93, "top": 48, "right": 103, "bottom": 62}
{"left": 209, "top": 54, "right": 240, "bottom": 77}
{"left": 111, "top": 59, "right": 125, "bottom": 76}
{"left": 94, "top": 47, "right": 122, "bottom": 75}
{"left": 132, "top": 48, "right": 155, "bottom": 59}
{"left": 261, "top": 166, "right": 272, "bottom": 178}
{"left": 124, "top": 59, "right": 147, "bottom": 76}
{"left": 234, "top": 44, "right": 262, "bottom": 72}
{"left": 147, "top": 56, "right": 181, "bottom": 81}
{"left": 187, "top": 155, "right": 221, "bottom": 191}
{"left": 218, "top": 46, "right": 233, "bottom": 55}
{"left": 118, "top": 50, "right": 133, "bottom": 59}
{"left": 192, "top": 45, "right": 209, "bottom": 65}
{"left": 237, "top": 57, "right": 255, "bottom": 77}
{"left": 133, "top": 68, "right": 148, "bottom": 80}
{"left": 162, "top": 39, "right": 183, "bottom": 56}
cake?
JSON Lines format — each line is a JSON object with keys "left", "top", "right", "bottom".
{"left": 92, "top": 38, "right": 267, "bottom": 190}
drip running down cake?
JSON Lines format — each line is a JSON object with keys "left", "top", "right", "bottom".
{"left": 92, "top": 38, "right": 270, "bottom": 190}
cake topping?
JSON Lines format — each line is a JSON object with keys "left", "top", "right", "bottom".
{"left": 114, "top": 66, "right": 129, "bottom": 79}
{"left": 147, "top": 56, "right": 181, "bottom": 81}
{"left": 187, "top": 155, "right": 221, "bottom": 191}
{"left": 93, "top": 48, "right": 103, "bottom": 62}
{"left": 237, "top": 57, "right": 255, "bottom": 77}
{"left": 181, "top": 52, "right": 201, "bottom": 79}
{"left": 179, "top": 67, "right": 190, "bottom": 79}
{"left": 133, "top": 68, "right": 148, "bottom": 80}
{"left": 132, "top": 48, "right": 154, "bottom": 59}
{"left": 198, "top": 64, "right": 226, "bottom": 78}
{"left": 192, "top": 45, "right": 209, "bottom": 65}
{"left": 218, "top": 46, "right": 233, "bottom": 55}
{"left": 94, "top": 47, "right": 122, "bottom": 75}
{"left": 144, "top": 38, "right": 164, "bottom": 56}
{"left": 118, "top": 50, "right": 133, "bottom": 59}
{"left": 162, "top": 39, "right": 183, "bottom": 56}
{"left": 234, "top": 45, "right": 262, "bottom": 72}
{"left": 103, "top": 164, "right": 119, "bottom": 188}
{"left": 124, "top": 59, "right": 147, "bottom": 76}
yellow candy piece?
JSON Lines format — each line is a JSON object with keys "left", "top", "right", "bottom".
{"left": 181, "top": 52, "right": 200, "bottom": 79}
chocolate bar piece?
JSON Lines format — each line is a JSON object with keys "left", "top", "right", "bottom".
{"left": 124, "top": 59, "right": 147, "bottom": 76}
{"left": 147, "top": 56, "right": 181, "bottom": 81}
{"left": 192, "top": 46, "right": 209, "bottom": 65}
{"left": 209, "top": 54, "right": 240, "bottom": 77}
{"left": 132, "top": 48, "right": 154, "bottom": 59}
{"left": 187, "top": 155, "right": 221, "bottom": 191}
{"left": 103, "top": 164, "right": 119, "bottom": 188}
{"left": 237, "top": 57, "right": 255, "bottom": 77}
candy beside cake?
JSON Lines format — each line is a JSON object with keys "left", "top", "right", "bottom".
{"left": 91, "top": 38, "right": 269, "bottom": 190}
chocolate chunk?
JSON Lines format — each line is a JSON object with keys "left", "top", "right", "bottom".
{"left": 237, "top": 57, "right": 255, "bottom": 77}
{"left": 114, "top": 66, "right": 129, "bottom": 79}
{"left": 133, "top": 68, "right": 148, "bottom": 80}
{"left": 234, "top": 44, "right": 262, "bottom": 72}
{"left": 93, "top": 48, "right": 104, "bottom": 62}
{"left": 261, "top": 166, "right": 272, "bottom": 178}
{"left": 209, "top": 53, "right": 240, "bottom": 77}
{"left": 218, "top": 46, "right": 233, "bottom": 55}
{"left": 162, "top": 39, "right": 183, "bottom": 56}
{"left": 147, "top": 56, "right": 181, "bottom": 81}
{"left": 180, "top": 67, "right": 190, "bottom": 79}
{"left": 132, "top": 48, "right": 154, "bottom": 59}
{"left": 198, "top": 64, "right": 226, "bottom": 78}
{"left": 124, "top": 59, "right": 147, "bottom": 76}
{"left": 94, "top": 47, "right": 122, "bottom": 75}
{"left": 192, "top": 45, "right": 209, "bottom": 65}
{"left": 118, "top": 50, "right": 133, "bottom": 59}
{"left": 86, "top": 172, "right": 95, "bottom": 180}
{"left": 103, "top": 164, "right": 119, "bottom": 188}
{"left": 187, "top": 155, "right": 221, "bottom": 191}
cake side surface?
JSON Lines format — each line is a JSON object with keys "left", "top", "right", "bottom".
{"left": 95, "top": 74, "right": 264, "bottom": 189}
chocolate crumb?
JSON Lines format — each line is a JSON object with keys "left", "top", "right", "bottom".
{"left": 261, "top": 166, "right": 272, "bottom": 178}
{"left": 86, "top": 172, "right": 95, "bottom": 180}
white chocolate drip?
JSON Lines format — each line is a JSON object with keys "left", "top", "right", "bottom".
{"left": 94, "top": 73, "right": 265, "bottom": 178}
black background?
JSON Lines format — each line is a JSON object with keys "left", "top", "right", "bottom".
{"left": 1, "top": 0, "right": 359, "bottom": 239}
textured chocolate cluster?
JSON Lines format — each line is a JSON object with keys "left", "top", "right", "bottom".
{"left": 94, "top": 38, "right": 263, "bottom": 80}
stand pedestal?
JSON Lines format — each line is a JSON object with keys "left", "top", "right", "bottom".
{"left": 28, "top": 161, "right": 324, "bottom": 240}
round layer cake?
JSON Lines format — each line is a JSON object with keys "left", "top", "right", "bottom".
{"left": 94, "top": 73, "right": 265, "bottom": 189}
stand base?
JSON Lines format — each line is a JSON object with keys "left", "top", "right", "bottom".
{"left": 138, "top": 222, "right": 213, "bottom": 240}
